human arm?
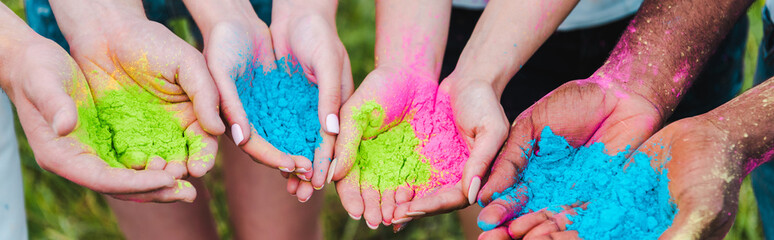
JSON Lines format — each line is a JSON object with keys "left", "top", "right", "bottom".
{"left": 477, "top": 0, "right": 754, "bottom": 234}
{"left": 0, "top": 3, "right": 191, "bottom": 202}
{"left": 331, "top": 0, "right": 452, "bottom": 229}
{"left": 48, "top": 0, "right": 223, "bottom": 181}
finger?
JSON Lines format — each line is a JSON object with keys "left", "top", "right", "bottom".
{"left": 332, "top": 99, "right": 363, "bottom": 181}
{"left": 311, "top": 129, "right": 334, "bottom": 189}
{"left": 478, "top": 185, "right": 529, "bottom": 231}
{"left": 479, "top": 121, "right": 534, "bottom": 205}
{"left": 362, "top": 184, "right": 382, "bottom": 230}
{"left": 381, "top": 188, "right": 397, "bottom": 225}
{"left": 110, "top": 179, "right": 197, "bottom": 203}
{"left": 145, "top": 156, "right": 166, "bottom": 170}
{"left": 23, "top": 67, "right": 78, "bottom": 136}
{"left": 478, "top": 226, "right": 511, "bottom": 240}
{"left": 177, "top": 49, "right": 226, "bottom": 136}
{"left": 395, "top": 184, "right": 415, "bottom": 204}
{"left": 339, "top": 53, "right": 355, "bottom": 102}
{"left": 296, "top": 181, "right": 314, "bottom": 203}
{"left": 544, "top": 231, "right": 581, "bottom": 240}
{"left": 395, "top": 186, "right": 468, "bottom": 221}
{"left": 185, "top": 123, "right": 218, "bottom": 178}
{"left": 463, "top": 123, "right": 508, "bottom": 205}
{"left": 287, "top": 174, "right": 301, "bottom": 196}
{"left": 508, "top": 210, "right": 555, "bottom": 238}
{"left": 521, "top": 211, "right": 573, "bottom": 239}
{"left": 310, "top": 46, "right": 344, "bottom": 136}
{"left": 292, "top": 155, "right": 314, "bottom": 177}
{"left": 336, "top": 167, "right": 364, "bottom": 220}
{"left": 241, "top": 127, "right": 296, "bottom": 171}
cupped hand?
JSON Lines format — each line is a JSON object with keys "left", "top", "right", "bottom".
{"left": 487, "top": 117, "right": 742, "bottom": 240}
{"left": 389, "top": 76, "right": 509, "bottom": 229}
{"left": 66, "top": 14, "right": 223, "bottom": 182}
{"left": 0, "top": 35, "right": 193, "bottom": 203}
{"left": 270, "top": 0, "right": 354, "bottom": 202}
{"left": 476, "top": 77, "right": 665, "bottom": 233}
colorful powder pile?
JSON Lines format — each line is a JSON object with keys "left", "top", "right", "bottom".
{"left": 485, "top": 127, "right": 676, "bottom": 239}
{"left": 236, "top": 57, "right": 321, "bottom": 161}
{"left": 75, "top": 85, "right": 201, "bottom": 169}
{"left": 352, "top": 89, "right": 470, "bottom": 197}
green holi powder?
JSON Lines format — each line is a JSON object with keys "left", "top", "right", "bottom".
{"left": 352, "top": 101, "right": 431, "bottom": 191}
{"left": 75, "top": 85, "right": 207, "bottom": 168}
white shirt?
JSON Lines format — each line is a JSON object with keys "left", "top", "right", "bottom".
{"left": 0, "top": 91, "right": 28, "bottom": 240}
{"left": 452, "top": 0, "right": 643, "bottom": 31}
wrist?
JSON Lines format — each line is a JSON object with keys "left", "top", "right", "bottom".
{"left": 183, "top": 0, "right": 260, "bottom": 40}
{"left": 273, "top": 0, "right": 337, "bottom": 20}
{"left": 449, "top": 58, "right": 512, "bottom": 98}
{"left": 49, "top": 0, "right": 146, "bottom": 41}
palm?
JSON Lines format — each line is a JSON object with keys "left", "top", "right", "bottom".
{"left": 639, "top": 119, "right": 740, "bottom": 239}
{"left": 67, "top": 19, "right": 219, "bottom": 178}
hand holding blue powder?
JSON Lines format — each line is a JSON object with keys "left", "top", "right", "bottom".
{"left": 235, "top": 56, "right": 322, "bottom": 162}
{"left": 480, "top": 127, "right": 677, "bottom": 239}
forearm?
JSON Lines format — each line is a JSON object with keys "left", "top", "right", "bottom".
{"left": 273, "top": 0, "right": 338, "bottom": 20}
{"left": 704, "top": 79, "right": 774, "bottom": 174}
{"left": 452, "top": 0, "right": 578, "bottom": 96}
{"left": 182, "top": 0, "right": 259, "bottom": 43}
{"left": 374, "top": 0, "right": 451, "bottom": 76}
{"left": 49, "top": 0, "right": 145, "bottom": 40}
{"left": 594, "top": 0, "right": 753, "bottom": 119}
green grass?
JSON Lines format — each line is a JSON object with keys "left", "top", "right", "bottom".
{"left": 4, "top": 0, "right": 768, "bottom": 239}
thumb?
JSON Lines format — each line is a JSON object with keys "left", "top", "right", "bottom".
{"left": 23, "top": 66, "right": 79, "bottom": 136}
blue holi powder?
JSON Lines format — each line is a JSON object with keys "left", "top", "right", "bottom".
{"left": 235, "top": 56, "right": 322, "bottom": 162}
{"left": 486, "top": 126, "right": 677, "bottom": 239}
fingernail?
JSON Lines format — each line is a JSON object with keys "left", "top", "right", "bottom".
{"left": 348, "top": 212, "right": 362, "bottom": 220}
{"left": 393, "top": 223, "right": 407, "bottom": 233}
{"left": 383, "top": 220, "right": 392, "bottom": 226}
{"left": 314, "top": 185, "right": 323, "bottom": 190}
{"left": 326, "top": 114, "right": 339, "bottom": 134}
{"left": 326, "top": 158, "right": 338, "bottom": 184}
{"left": 296, "top": 168, "right": 310, "bottom": 173}
{"left": 231, "top": 124, "right": 244, "bottom": 145}
{"left": 295, "top": 173, "right": 310, "bottom": 181}
{"left": 366, "top": 221, "right": 379, "bottom": 230}
{"left": 299, "top": 195, "right": 312, "bottom": 203}
{"left": 468, "top": 176, "right": 481, "bottom": 205}
{"left": 279, "top": 167, "right": 295, "bottom": 173}
{"left": 392, "top": 217, "right": 412, "bottom": 224}
{"left": 406, "top": 211, "right": 425, "bottom": 217}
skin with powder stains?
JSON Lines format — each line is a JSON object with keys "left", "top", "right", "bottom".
{"left": 479, "top": 0, "right": 750, "bottom": 236}
{"left": 477, "top": 0, "right": 757, "bottom": 238}
{"left": 49, "top": 0, "right": 224, "bottom": 180}
{"left": 0, "top": 2, "right": 192, "bottom": 203}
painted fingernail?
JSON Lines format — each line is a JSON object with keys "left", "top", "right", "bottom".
{"left": 383, "top": 220, "right": 392, "bottom": 226}
{"left": 314, "top": 185, "right": 323, "bottom": 190}
{"left": 406, "top": 211, "right": 425, "bottom": 217}
{"left": 295, "top": 173, "right": 310, "bottom": 181}
{"left": 299, "top": 195, "right": 312, "bottom": 203}
{"left": 366, "top": 221, "right": 379, "bottom": 230}
{"left": 394, "top": 223, "right": 408, "bottom": 233}
{"left": 326, "top": 158, "right": 338, "bottom": 184}
{"left": 296, "top": 168, "right": 310, "bottom": 173}
{"left": 392, "top": 217, "right": 412, "bottom": 224}
{"left": 231, "top": 123, "right": 244, "bottom": 145}
{"left": 279, "top": 167, "right": 295, "bottom": 173}
{"left": 468, "top": 176, "right": 481, "bottom": 205}
{"left": 348, "top": 212, "right": 362, "bottom": 220}
{"left": 326, "top": 114, "right": 339, "bottom": 134}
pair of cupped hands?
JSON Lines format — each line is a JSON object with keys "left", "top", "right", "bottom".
{"left": 3, "top": 2, "right": 743, "bottom": 238}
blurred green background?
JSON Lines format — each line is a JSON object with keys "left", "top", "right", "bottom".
{"left": 1, "top": 0, "right": 767, "bottom": 239}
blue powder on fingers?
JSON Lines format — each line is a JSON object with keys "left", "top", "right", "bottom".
{"left": 489, "top": 127, "right": 676, "bottom": 239}
{"left": 235, "top": 56, "right": 322, "bottom": 161}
